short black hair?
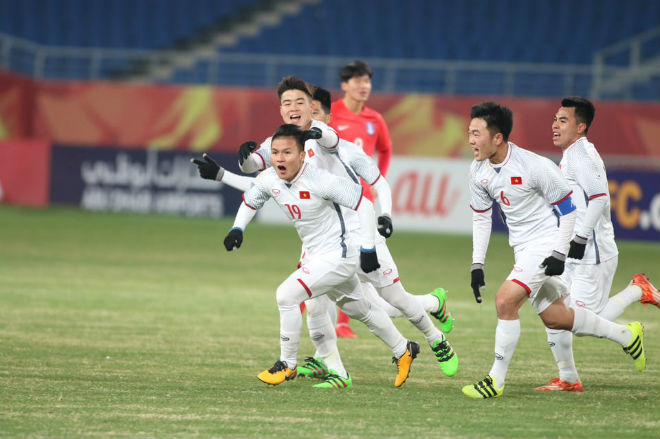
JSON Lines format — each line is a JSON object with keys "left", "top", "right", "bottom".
{"left": 561, "top": 96, "right": 595, "bottom": 134}
{"left": 272, "top": 124, "right": 305, "bottom": 152}
{"left": 340, "top": 60, "right": 372, "bottom": 82}
{"left": 470, "top": 101, "right": 513, "bottom": 142}
{"left": 277, "top": 76, "right": 312, "bottom": 101}
{"left": 312, "top": 86, "right": 332, "bottom": 115}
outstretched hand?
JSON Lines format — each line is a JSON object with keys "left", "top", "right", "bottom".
{"left": 191, "top": 153, "right": 223, "bottom": 181}
{"left": 301, "top": 127, "right": 322, "bottom": 142}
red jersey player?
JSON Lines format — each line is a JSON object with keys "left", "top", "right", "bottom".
{"left": 329, "top": 61, "right": 393, "bottom": 338}
{"left": 330, "top": 60, "right": 393, "bottom": 200}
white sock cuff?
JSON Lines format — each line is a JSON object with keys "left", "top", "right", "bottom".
{"left": 497, "top": 318, "right": 521, "bottom": 331}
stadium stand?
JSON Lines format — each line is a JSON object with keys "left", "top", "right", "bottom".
{"left": 0, "top": 0, "right": 657, "bottom": 100}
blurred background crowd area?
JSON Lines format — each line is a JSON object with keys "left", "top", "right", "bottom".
{"left": 0, "top": 0, "right": 658, "bottom": 99}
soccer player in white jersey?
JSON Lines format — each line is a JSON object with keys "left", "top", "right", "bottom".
{"left": 238, "top": 77, "right": 458, "bottom": 378}
{"left": 224, "top": 123, "right": 420, "bottom": 389}
{"left": 461, "top": 102, "right": 646, "bottom": 399}
{"left": 310, "top": 86, "right": 453, "bottom": 324}
{"left": 533, "top": 97, "right": 660, "bottom": 392}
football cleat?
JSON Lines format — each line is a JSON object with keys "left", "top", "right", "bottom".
{"left": 297, "top": 357, "right": 329, "bottom": 379}
{"left": 632, "top": 273, "right": 660, "bottom": 309}
{"left": 623, "top": 321, "right": 645, "bottom": 372}
{"left": 534, "top": 377, "right": 583, "bottom": 392}
{"left": 429, "top": 288, "right": 454, "bottom": 333}
{"left": 462, "top": 375, "right": 504, "bottom": 399}
{"left": 257, "top": 360, "right": 297, "bottom": 385}
{"left": 393, "top": 340, "right": 420, "bottom": 387}
{"left": 335, "top": 323, "right": 357, "bottom": 339}
{"left": 313, "top": 371, "right": 352, "bottom": 389}
{"left": 431, "top": 338, "right": 458, "bottom": 377}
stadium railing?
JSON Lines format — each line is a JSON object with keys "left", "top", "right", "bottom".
{"left": 0, "top": 31, "right": 654, "bottom": 101}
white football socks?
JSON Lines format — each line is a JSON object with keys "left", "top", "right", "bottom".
{"left": 306, "top": 309, "right": 347, "bottom": 378}
{"left": 378, "top": 283, "right": 444, "bottom": 345}
{"left": 489, "top": 319, "right": 520, "bottom": 386}
{"left": 598, "top": 284, "right": 643, "bottom": 321}
{"left": 545, "top": 328, "right": 579, "bottom": 383}
{"left": 571, "top": 306, "right": 632, "bottom": 346}
{"left": 278, "top": 303, "right": 302, "bottom": 369}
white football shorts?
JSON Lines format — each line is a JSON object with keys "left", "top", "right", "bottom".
{"left": 291, "top": 251, "right": 361, "bottom": 303}
{"left": 357, "top": 240, "right": 400, "bottom": 288}
{"left": 506, "top": 238, "right": 570, "bottom": 314}
{"left": 562, "top": 255, "right": 618, "bottom": 314}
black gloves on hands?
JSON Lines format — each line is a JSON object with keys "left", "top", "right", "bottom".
{"left": 567, "top": 235, "right": 588, "bottom": 260}
{"left": 470, "top": 263, "right": 484, "bottom": 303}
{"left": 191, "top": 153, "right": 223, "bottom": 181}
{"left": 377, "top": 214, "right": 393, "bottom": 238}
{"left": 360, "top": 247, "right": 380, "bottom": 273}
{"left": 224, "top": 228, "right": 243, "bottom": 251}
{"left": 301, "top": 127, "right": 322, "bottom": 142}
{"left": 541, "top": 250, "right": 566, "bottom": 276}
{"left": 238, "top": 141, "right": 257, "bottom": 165}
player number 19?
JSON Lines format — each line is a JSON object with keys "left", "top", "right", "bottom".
{"left": 285, "top": 204, "right": 302, "bottom": 219}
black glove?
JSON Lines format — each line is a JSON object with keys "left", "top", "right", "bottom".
{"left": 191, "top": 153, "right": 223, "bottom": 180}
{"left": 223, "top": 228, "right": 243, "bottom": 251}
{"left": 301, "top": 127, "right": 322, "bottom": 142}
{"left": 567, "top": 235, "right": 588, "bottom": 260}
{"left": 238, "top": 141, "right": 257, "bottom": 165}
{"left": 360, "top": 247, "right": 380, "bottom": 273}
{"left": 377, "top": 214, "right": 393, "bottom": 238}
{"left": 470, "top": 263, "right": 484, "bottom": 303}
{"left": 540, "top": 251, "right": 566, "bottom": 276}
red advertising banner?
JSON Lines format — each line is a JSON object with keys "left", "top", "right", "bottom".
{"left": 0, "top": 139, "right": 50, "bottom": 206}
{"left": 1, "top": 69, "right": 658, "bottom": 166}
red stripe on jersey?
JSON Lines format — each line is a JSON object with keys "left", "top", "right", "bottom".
{"left": 552, "top": 191, "right": 573, "bottom": 205}
{"left": 369, "top": 174, "right": 381, "bottom": 186}
{"left": 354, "top": 187, "right": 364, "bottom": 210}
{"left": 242, "top": 194, "right": 256, "bottom": 210}
{"left": 470, "top": 205, "right": 492, "bottom": 213}
{"left": 512, "top": 279, "right": 532, "bottom": 294}
{"left": 393, "top": 277, "right": 400, "bottom": 284}
{"left": 588, "top": 193, "right": 607, "bottom": 200}
{"left": 297, "top": 278, "right": 312, "bottom": 297}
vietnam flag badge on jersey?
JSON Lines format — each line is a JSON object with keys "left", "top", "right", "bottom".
{"left": 510, "top": 176, "right": 523, "bottom": 185}
{"left": 299, "top": 191, "right": 310, "bottom": 199}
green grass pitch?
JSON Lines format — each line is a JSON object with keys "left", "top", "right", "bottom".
{"left": 1, "top": 205, "right": 658, "bottom": 438}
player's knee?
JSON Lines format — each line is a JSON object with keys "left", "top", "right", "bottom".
{"left": 276, "top": 282, "right": 303, "bottom": 308}
{"left": 337, "top": 297, "right": 368, "bottom": 320}
{"left": 305, "top": 297, "right": 328, "bottom": 317}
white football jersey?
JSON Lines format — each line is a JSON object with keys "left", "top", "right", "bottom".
{"left": 253, "top": 120, "right": 382, "bottom": 236}
{"left": 469, "top": 142, "right": 573, "bottom": 249}
{"left": 559, "top": 137, "right": 618, "bottom": 263}
{"left": 243, "top": 163, "right": 364, "bottom": 257}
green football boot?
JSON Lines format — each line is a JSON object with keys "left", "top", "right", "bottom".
{"left": 297, "top": 357, "right": 330, "bottom": 379}
{"left": 429, "top": 288, "right": 454, "bottom": 333}
{"left": 313, "top": 371, "right": 353, "bottom": 389}
{"left": 431, "top": 338, "right": 458, "bottom": 377}
{"left": 623, "top": 321, "right": 645, "bottom": 372}
{"left": 462, "top": 375, "right": 504, "bottom": 399}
